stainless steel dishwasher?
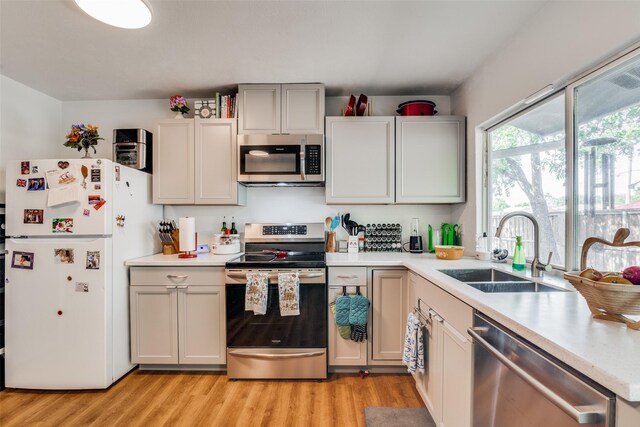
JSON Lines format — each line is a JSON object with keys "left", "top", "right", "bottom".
{"left": 469, "top": 313, "right": 614, "bottom": 426}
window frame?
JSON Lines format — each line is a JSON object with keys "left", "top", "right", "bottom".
{"left": 482, "top": 45, "right": 640, "bottom": 271}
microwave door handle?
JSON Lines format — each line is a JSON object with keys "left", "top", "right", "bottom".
{"left": 300, "top": 142, "right": 306, "bottom": 181}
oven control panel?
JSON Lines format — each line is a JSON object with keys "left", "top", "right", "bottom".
{"left": 262, "top": 225, "right": 307, "bottom": 236}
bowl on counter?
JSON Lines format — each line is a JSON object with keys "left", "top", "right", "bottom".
{"left": 435, "top": 245, "right": 464, "bottom": 260}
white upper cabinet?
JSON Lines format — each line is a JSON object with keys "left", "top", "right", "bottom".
{"left": 325, "top": 116, "right": 395, "bottom": 204}
{"left": 238, "top": 83, "right": 325, "bottom": 134}
{"left": 396, "top": 116, "right": 466, "bottom": 203}
{"left": 154, "top": 118, "right": 245, "bottom": 205}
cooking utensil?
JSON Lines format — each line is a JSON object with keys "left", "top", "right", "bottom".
{"left": 325, "top": 217, "right": 332, "bottom": 230}
{"left": 396, "top": 100, "right": 437, "bottom": 116}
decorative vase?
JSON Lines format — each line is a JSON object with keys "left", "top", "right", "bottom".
{"left": 174, "top": 112, "right": 184, "bottom": 119}
{"left": 82, "top": 147, "right": 92, "bottom": 159}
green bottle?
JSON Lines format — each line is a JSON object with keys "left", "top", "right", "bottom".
{"left": 512, "top": 235, "right": 526, "bottom": 271}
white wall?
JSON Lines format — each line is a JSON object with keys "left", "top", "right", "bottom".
{"left": 451, "top": 1, "right": 640, "bottom": 253}
{"left": 0, "top": 75, "right": 62, "bottom": 202}
{"left": 165, "top": 187, "right": 452, "bottom": 246}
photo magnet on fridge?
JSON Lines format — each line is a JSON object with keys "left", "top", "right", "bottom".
{"left": 86, "top": 251, "right": 100, "bottom": 270}
{"left": 52, "top": 218, "right": 73, "bottom": 233}
{"left": 83, "top": 209, "right": 90, "bottom": 216}
{"left": 54, "top": 248, "right": 74, "bottom": 264}
{"left": 115, "top": 165, "right": 121, "bottom": 182}
{"left": 94, "top": 184, "right": 101, "bottom": 190}
{"left": 16, "top": 179, "right": 27, "bottom": 187}
{"left": 88, "top": 195, "right": 101, "bottom": 205}
{"left": 91, "top": 169, "right": 101, "bottom": 182}
{"left": 31, "top": 166, "right": 39, "bottom": 173}
{"left": 57, "top": 161, "right": 69, "bottom": 169}
{"left": 21, "top": 161, "right": 30, "bottom": 175}
{"left": 75, "top": 282, "right": 89, "bottom": 292}
{"left": 27, "top": 178, "right": 45, "bottom": 191}
{"left": 23, "top": 209, "right": 44, "bottom": 224}
{"left": 11, "top": 251, "right": 34, "bottom": 269}
{"left": 94, "top": 199, "right": 106, "bottom": 210}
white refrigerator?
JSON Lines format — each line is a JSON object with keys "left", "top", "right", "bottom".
{"left": 5, "top": 158, "right": 162, "bottom": 389}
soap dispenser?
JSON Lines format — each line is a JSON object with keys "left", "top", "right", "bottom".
{"left": 512, "top": 235, "right": 526, "bottom": 271}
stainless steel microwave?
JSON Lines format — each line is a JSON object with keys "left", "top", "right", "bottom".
{"left": 237, "top": 134, "right": 324, "bottom": 185}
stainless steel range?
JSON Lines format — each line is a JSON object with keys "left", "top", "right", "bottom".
{"left": 225, "top": 223, "right": 327, "bottom": 380}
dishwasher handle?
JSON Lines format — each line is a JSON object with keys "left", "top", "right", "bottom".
{"left": 468, "top": 327, "right": 603, "bottom": 425}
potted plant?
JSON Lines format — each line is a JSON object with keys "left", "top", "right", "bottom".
{"left": 63, "top": 124, "right": 103, "bottom": 158}
{"left": 170, "top": 95, "right": 190, "bottom": 118}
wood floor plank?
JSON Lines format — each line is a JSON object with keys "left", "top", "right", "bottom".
{"left": 0, "top": 370, "right": 424, "bottom": 427}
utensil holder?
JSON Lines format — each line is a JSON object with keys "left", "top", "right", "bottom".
{"left": 326, "top": 231, "right": 336, "bottom": 253}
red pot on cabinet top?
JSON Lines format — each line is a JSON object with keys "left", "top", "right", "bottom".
{"left": 396, "top": 100, "right": 437, "bottom": 116}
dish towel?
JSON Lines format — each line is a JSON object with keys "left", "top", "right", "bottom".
{"left": 403, "top": 312, "right": 425, "bottom": 374}
{"left": 330, "top": 302, "right": 352, "bottom": 339}
{"left": 335, "top": 294, "right": 351, "bottom": 326}
{"left": 245, "top": 272, "right": 269, "bottom": 315}
{"left": 278, "top": 272, "right": 300, "bottom": 316}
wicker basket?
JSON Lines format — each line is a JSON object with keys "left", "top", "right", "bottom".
{"left": 564, "top": 228, "right": 640, "bottom": 330}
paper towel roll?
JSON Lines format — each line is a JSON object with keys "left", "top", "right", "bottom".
{"left": 179, "top": 217, "right": 196, "bottom": 252}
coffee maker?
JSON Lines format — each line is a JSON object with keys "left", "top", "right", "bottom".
{"left": 409, "top": 218, "right": 423, "bottom": 253}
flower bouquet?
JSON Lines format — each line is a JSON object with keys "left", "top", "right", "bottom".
{"left": 63, "top": 124, "right": 103, "bottom": 158}
{"left": 170, "top": 95, "right": 189, "bottom": 117}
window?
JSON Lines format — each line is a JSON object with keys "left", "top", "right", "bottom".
{"left": 486, "top": 48, "right": 640, "bottom": 271}
{"left": 488, "top": 95, "right": 566, "bottom": 268}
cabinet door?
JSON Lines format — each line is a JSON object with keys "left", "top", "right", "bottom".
{"left": 154, "top": 120, "right": 195, "bottom": 204}
{"left": 326, "top": 117, "right": 395, "bottom": 204}
{"left": 440, "top": 320, "right": 472, "bottom": 427}
{"left": 328, "top": 286, "right": 368, "bottom": 366}
{"left": 194, "top": 118, "right": 245, "bottom": 205}
{"left": 238, "top": 84, "right": 281, "bottom": 134}
{"left": 282, "top": 84, "right": 325, "bottom": 134}
{"left": 130, "top": 285, "right": 179, "bottom": 364}
{"left": 396, "top": 116, "right": 465, "bottom": 203}
{"left": 177, "top": 285, "right": 226, "bottom": 364}
{"left": 370, "top": 269, "right": 407, "bottom": 363}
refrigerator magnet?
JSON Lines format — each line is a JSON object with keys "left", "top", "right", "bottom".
{"left": 27, "top": 178, "right": 45, "bottom": 191}
{"left": 94, "top": 184, "right": 101, "bottom": 190}
{"left": 52, "top": 218, "right": 73, "bottom": 233}
{"left": 31, "top": 166, "right": 39, "bottom": 173}
{"left": 91, "top": 169, "right": 101, "bottom": 182}
{"left": 88, "top": 195, "right": 101, "bottom": 205}
{"left": 12, "top": 251, "right": 34, "bottom": 269}
{"left": 86, "top": 251, "right": 100, "bottom": 270}
{"left": 24, "top": 209, "right": 44, "bottom": 224}
{"left": 57, "top": 161, "right": 69, "bottom": 169}
{"left": 21, "top": 161, "right": 30, "bottom": 174}
{"left": 115, "top": 165, "right": 121, "bottom": 182}
{"left": 83, "top": 209, "right": 90, "bottom": 216}
{"left": 16, "top": 179, "right": 27, "bottom": 187}
{"left": 94, "top": 199, "right": 106, "bottom": 211}
{"left": 54, "top": 248, "right": 74, "bottom": 264}
{"left": 75, "top": 282, "right": 89, "bottom": 292}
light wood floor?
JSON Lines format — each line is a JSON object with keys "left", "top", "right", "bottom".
{"left": 0, "top": 370, "right": 424, "bottom": 426}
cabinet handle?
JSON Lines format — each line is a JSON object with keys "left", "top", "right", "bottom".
{"left": 429, "top": 309, "right": 443, "bottom": 323}
{"left": 336, "top": 275, "right": 359, "bottom": 279}
{"left": 176, "top": 285, "right": 188, "bottom": 289}
{"left": 167, "top": 275, "right": 188, "bottom": 279}
{"left": 165, "top": 285, "right": 177, "bottom": 290}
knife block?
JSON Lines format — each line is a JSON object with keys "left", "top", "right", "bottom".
{"left": 161, "top": 230, "right": 180, "bottom": 255}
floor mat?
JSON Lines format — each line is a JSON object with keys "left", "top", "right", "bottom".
{"left": 364, "top": 407, "right": 436, "bottom": 427}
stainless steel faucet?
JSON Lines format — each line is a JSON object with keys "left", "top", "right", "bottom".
{"left": 495, "top": 211, "right": 552, "bottom": 277}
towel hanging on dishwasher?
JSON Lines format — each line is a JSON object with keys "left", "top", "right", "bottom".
{"left": 245, "top": 271, "right": 269, "bottom": 315}
{"left": 278, "top": 272, "right": 300, "bottom": 316}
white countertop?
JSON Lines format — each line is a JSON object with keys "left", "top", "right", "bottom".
{"left": 125, "top": 252, "right": 243, "bottom": 267}
{"left": 328, "top": 252, "right": 640, "bottom": 401}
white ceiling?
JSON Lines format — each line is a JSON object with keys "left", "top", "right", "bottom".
{"left": 0, "top": 0, "right": 547, "bottom": 101}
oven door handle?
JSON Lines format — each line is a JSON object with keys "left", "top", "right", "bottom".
{"left": 468, "top": 327, "right": 603, "bottom": 424}
{"left": 227, "top": 350, "right": 325, "bottom": 359}
{"left": 226, "top": 273, "right": 324, "bottom": 279}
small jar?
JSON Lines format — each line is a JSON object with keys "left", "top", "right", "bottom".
{"left": 358, "top": 237, "right": 365, "bottom": 252}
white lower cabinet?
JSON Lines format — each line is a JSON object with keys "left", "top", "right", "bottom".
{"left": 370, "top": 269, "right": 408, "bottom": 365}
{"left": 327, "top": 267, "right": 407, "bottom": 368}
{"left": 130, "top": 267, "right": 226, "bottom": 365}
{"left": 409, "top": 271, "right": 473, "bottom": 427}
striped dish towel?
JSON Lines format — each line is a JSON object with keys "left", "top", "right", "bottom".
{"left": 245, "top": 272, "right": 269, "bottom": 315}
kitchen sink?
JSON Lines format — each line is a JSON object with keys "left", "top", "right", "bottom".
{"left": 438, "top": 268, "right": 567, "bottom": 293}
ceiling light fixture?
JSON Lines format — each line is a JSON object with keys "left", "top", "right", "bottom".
{"left": 74, "top": 0, "right": 152, "bottom": 29}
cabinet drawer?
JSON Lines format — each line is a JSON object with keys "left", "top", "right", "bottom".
{"left": 409, "top": 271, "right": 473, "bottom": 338}
{"left": 328, "top": 267, "right": 367, "bottom": 285}
{"left": 130, "top": 267, "right": 225, "bottom": 286}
